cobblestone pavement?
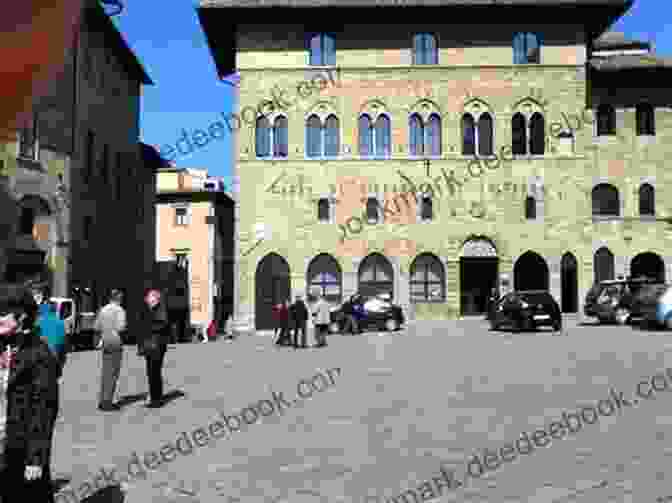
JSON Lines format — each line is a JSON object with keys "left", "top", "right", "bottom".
{"left": 53, "top": 317, "right": 672, "bottom": 503}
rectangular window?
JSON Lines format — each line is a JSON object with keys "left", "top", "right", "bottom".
{"left": 18, "top": 114, "right": 39, "bottom": 160}
{"left": 308, "top": 33, "right": 335, "bottom": 66}
{"left": 83, "top": 216, "right": 93, "bottom": 241}
{"left": 85, "top": 131, "right": 95, "bottom": 183}
{"left": 175, "top": 207, "right": 188, "bottom": 226}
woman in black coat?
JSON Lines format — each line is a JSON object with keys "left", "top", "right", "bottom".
{"left": 0, "top": 283, "right": 59, "bottom": 503}
{"left": 138, "top": 289, "right": 170, "bottom": 408}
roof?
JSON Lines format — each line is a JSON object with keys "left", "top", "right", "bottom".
{"left": 589, "top": 53, "right": 672, "bottom": 71}
{"left": 87, "top": 3, "right": 153, "bottom": 85}
{"left": 593, "top": 30, "right": 650, "bottom": 50}
{"left": 197, "top": 0, "right": 633, "bottom": 76}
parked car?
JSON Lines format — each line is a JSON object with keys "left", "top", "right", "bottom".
{"left": 47, "top": 297, "right": 97, "bottom": 350}
{"left": 584, "top": 277, "right": 661, "bottom": 325}
{"left": 329, "top": 293, "right": 405, "bottom": 333}
{"left": 632, "top": 283, "right": 672, "bottom": 329}
{"left": 489, "top": 290, "right": 562, "bottom": 332}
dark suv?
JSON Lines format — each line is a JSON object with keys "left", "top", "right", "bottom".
{"left": 584, "top": 277, "right": 662, "bottom": 325}
{"left": 489, "top": 290, "right": 562, "bottom": 332}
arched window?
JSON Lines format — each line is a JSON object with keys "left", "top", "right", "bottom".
{"left": 597, "top": 105, "right": 615, "bottom": 136}
{"left": 409, "top": 113, "right": 423, "bottom": 156}
{"left": 309, "top": 32, "right": 336, "bottom": 66}
{"left": 324, "top": 115, "right": 340, "bottom": 157}
{"left": 306, "top": 115, "right": 339, "bottom": 158}
{"left": 636, "top": 103, "right": 655, "bottom": 136}
{"left": 639, "top": 183, "right": 655, "bottom": 216}
{"left": 525, "top": 196, "right": 536, "bottom": 219}
{"left": 359, "top": 114, "right": 373, "bottom": 157}
{"left": 592, "top": 183, "right": 620, "bottom": 216}
{"left": 255, "top": 116, "right": 271, "bottom": 157}
{"left": 409, "top": 113, "right": 442, "bottom": 157}
{"left": 512, "top": 113, "right": 526, "bottom": 155}
{"left": 306, "top": 115, "right": 322, "bottom": 158}
{"left": 273, "top": 116, "right": 288, "bottom": 157}
{"left": 477, "top": 113, "right": 493, "bottom": 156}
{"left": 358, "top": 253, "right": 394, "bottom": 298}
{"left": 427, "top": 114, "right": 441, "bottom": 156}
{"left": 462, "top": 113, "right": 476, "bottom": 155}
{"left": 420, "top": 196, "right": 433, "bottom": 221}
{"left": 317, "top": 198, "right": 330, "bottom": 221}
{"left": 529, "top": 112, "right": 545, "bottom": 155}
{"left": 412, "top": 33, "right": 438, "bottom": 65}
{"left": 410, "top": 253, "right": 445, "bottom": 302}
{"left": 307, "top": 254, "right": 342, "bottom": 304}
{"left": 594, "top": 247, "right": 614, "bottom": 283}
{"left": 366, "top": 197, "right": 379, "bottom": 224}
{"left": 513, "top": 32, "right": 540, "bottom": 64}
{"left": 374, "top": 115, "right": 391, "bottom": 158}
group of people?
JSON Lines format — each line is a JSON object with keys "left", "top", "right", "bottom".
{"left": 272, "top": 292, "right": 331, "bottom": 348}
{"left": 0, "top": 283, "right": 176, "bottom": 502}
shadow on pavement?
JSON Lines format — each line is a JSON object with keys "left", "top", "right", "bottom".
{"left": 81, "top": 485, "right": 125, "bottom": 503}
{"left": 160, "top": 389, "right": 186, "bottom": 406}
{"left": 116, "top": 392, "right": 148, "bottom": 408}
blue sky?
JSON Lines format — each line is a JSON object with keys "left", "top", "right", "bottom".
{"left": 111, "top": 0, "right": 671, "bottom": 190}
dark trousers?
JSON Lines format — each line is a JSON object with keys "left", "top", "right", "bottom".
{"left": 275, "top": 324, "right": 290, "bottom": 345}
{"left": 0, "top": 447, "right": 54, "bottom": 503}
{"left": 99, "top": 348, "right": 123, "bottom": 406}
{"left": 145, "top": 346, "right": 166, "bottom": 403}
{"left": 293, "top": 321, "right": 307, "bottom": 347}
{"left": 344, "top": 314, "right": 360, "bottom": 334}
{"left": 315, "top": 324, "right": 328, "bottom": 346}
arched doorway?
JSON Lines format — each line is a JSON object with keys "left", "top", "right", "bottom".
{"left": 255, "top": 253, "right": 291, "bottom": 330}
{"left": 594, "top": 247, "right": 614, "bottom": 283}
{"left": 514, "top": 251, "right": 549, "bottom": 291}
{"left": 460, "top": 237, "right": 498, "bottom": 315}
{"left": 630, "top": 252, "right": 665, "bottom": 282}
{"left": 358, "top": 253, "right": 394, "bottom": 299}
{"left": 306, "top": 253, "right": 342, "bottom": 304}
{"left": 561, "top": 252, "right": 578, "bottom": 313}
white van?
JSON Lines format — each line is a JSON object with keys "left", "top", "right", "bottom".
{"left": 48, "top": 297, "right": 97, "bottom": 349}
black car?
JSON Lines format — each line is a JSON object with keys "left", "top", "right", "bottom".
{"left": 489, "top": 290, "right": 562, "bottom": 332}
{"left": 329, "top": 294, "right": 405, "bottom": 333}
{"left": 584, "top": 277, "right": 662, "bottom": 325}
{"left": 632, "top": 283, "right": 672, "bottom": 329}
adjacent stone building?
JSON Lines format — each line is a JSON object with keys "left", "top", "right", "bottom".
{"left": 198, "top": 0, "right": 672, "bottom": 329}
{"left": 0, "top": 0, "right": 156, "bottom": 335}
{"left": 155, "top": 167, "right": 234, "bottom": 330}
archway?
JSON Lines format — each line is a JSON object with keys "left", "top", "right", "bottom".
{"left": 630, "top": 252, "right": 665, "bottom": 282}
{"left": 460, "top": 236, "right": 498, "bottom": 315}
{"left": 561, "top": 252, "right": 578, "bottom": 313}
{"left": 594, "top": 247, "right": 614, "bottom": 283}
{"left": 306, "top": 253, "right": 342, "bottom": 304}
{"left": 514, "top": 251, "right": 549, "bottom": 291}
{"left": 358, "top": 253, "right": 394, "bottom": 299}
{"left": 255, "top": 253, "right": 291, "bottom": 330}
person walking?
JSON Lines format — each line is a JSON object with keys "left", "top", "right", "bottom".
{"left": 94, "top": 290, "right": 127, "bottom": 412}
{"left": 0, "top": 283, "right": 59, "bottom": 503}
{"left": 139, "top": 289, "right": 170, "bottom": 408}
{"left": 290, "top": 295, "right": 309, "bottom": 349}
{"left": 342, "top": 294, "right": 362, "bottom": 335}
{"left": 312, "top": 293, "right": 330, "bottom": 348}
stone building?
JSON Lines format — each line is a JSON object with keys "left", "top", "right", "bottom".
{"left": 155, "top": 167, "right": 234, "bottom": 330}
{"left": 0, "top": 0, "right": 156, "bottom": 335}
{"left": 198, "top": 0, "right": 672, "bottom": 329}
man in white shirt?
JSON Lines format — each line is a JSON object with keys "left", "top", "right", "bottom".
{"left": 94, "top": 290, "right": 127, "bottom": 411}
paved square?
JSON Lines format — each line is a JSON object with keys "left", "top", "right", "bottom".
{"left": 54, "top": 318, "right": 672, "bottom": 502}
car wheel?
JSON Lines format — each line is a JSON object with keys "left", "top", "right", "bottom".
{"left": 553, "top": 321, "right": 562, "bottom": 332}
{"left": 385, "top": 318, "right": 398, "bottom": 332}
{"left": 615, "top": 307, "right": 630, "bottom": 326}
{"left": 329, "top": 322, "right": 341, "bottom": 334}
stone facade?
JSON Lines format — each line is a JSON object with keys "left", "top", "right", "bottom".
{"left": 0, "top": 0, "right": 155, "bottom": 337}
{"left": 200, "top": 9, "right": 672, "bottom": 328}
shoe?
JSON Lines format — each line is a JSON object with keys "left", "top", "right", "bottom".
{"left": 98, "top": 403, "right": 121, "bottom": 411}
